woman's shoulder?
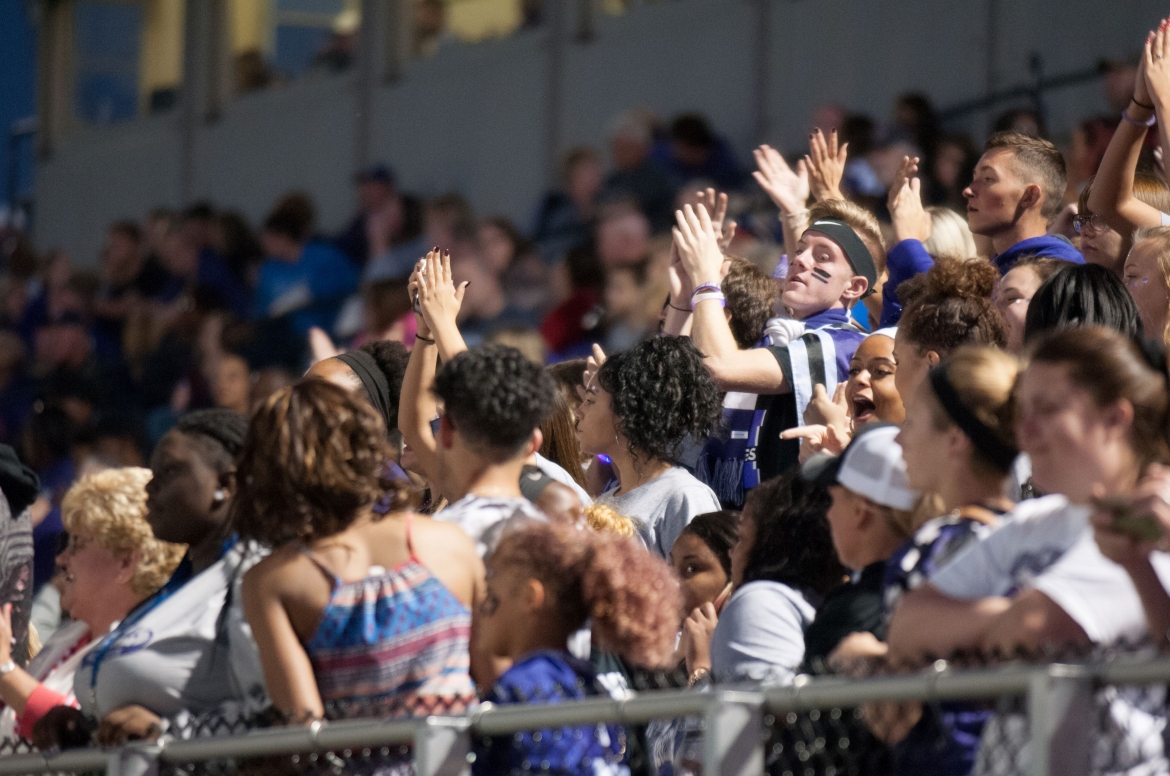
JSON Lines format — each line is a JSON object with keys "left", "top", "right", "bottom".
{"left": 726, "top": 580, "right": 813, "bottom": 617}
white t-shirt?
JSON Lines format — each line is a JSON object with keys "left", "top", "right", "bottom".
{"left": 931, "top": 496, "right": 1170, "bottom": 776}
{"left": 597, "top": 467, "right": 720, "bottom": 558}
{"left": 73, "top": 541, "right": 268, "bottom": 721}
{"left": 534, "top": 453, "right": 592, "bottom": 506}
{"left": 435, "top": 494, "right": 545, "bottom": 557}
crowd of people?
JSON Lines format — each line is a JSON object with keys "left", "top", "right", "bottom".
{"left": 8, "top": 16, "right": 1170, "bottom": 776}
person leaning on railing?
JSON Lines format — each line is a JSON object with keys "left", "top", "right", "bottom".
{"left": 0, "top": 468, "right": 184, "bottom": 746}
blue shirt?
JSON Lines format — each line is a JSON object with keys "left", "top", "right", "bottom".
{"left": 992, "top": 235, "right": 1083, "bottom": 274}
{"left": 880, "top": 239, "right": 936, "bottom": 327}
{"left": 253, "top": 241, "right": 359, "bottom": 336}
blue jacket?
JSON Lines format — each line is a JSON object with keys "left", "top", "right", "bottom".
{"left": 880, "top": 239, "right": 936, "bottom": 327}
{"left": 253, "top": 240, "right": 359, "bottom": 336}
{"left": 992, "top": 235, "right": 1083, "bottom": 274}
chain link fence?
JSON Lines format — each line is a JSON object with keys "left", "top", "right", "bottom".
{"left": 2, "top": 645, "right": 1169, "bottom": 776}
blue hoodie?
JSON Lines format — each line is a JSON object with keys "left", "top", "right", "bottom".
{"left": 992, "top": 235, "right": 1083, "bottom": 274}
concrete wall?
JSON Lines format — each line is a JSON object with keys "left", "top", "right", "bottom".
{"left": 36, "top": 0, "right": 1169, "bottom": 264}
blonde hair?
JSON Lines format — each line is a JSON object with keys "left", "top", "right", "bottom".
{"left": 924, "top": 207, "right": 978, "bottom": 260}
{"left": 928, "top": 345, "right": 1021, "bottom": 477}
{"left": 61, "top": 467, "right": 186, "bottom": 598}
{"left": 808, "top": 199, "right": 887, "bottom": 272}
{"left": 1131, "top": 226, "right": 1170, "bottom": 348}
{"left": 583, "top": 504, "right": 637, "bottom": 538}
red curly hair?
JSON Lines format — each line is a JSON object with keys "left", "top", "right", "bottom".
{"left": 492, "top": 522, "right": 681, "bottom": 668}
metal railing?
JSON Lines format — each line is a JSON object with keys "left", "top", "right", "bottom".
{"left": 3, "top": 655, "right": 1170, "bottom": 776}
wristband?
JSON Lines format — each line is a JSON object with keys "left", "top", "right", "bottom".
{"left": 414, "top": 334, "right": 435, "bottom": 343}
{"left": 667, "top": 302, "right": 690, "bottom": 313}
{"left": 1124, "top": 107, "right": 1157, "bottom": 128}
{"left": 781, "top": 208, "right": 810, "bottom": 222}
{"left": 0, "top": 660, "right": 15, "bottom": 676}
{"left": 691, "top": 292, "right": 726, "bottom": 309}
{"left": 1133, "top": 96, "right": 1156, "bottom": 111}
{"left": 691, "top": 283, "right": 722, "bottom": 298}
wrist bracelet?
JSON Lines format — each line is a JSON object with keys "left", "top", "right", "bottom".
{"left": 668, "top": 302, "right": 690, "bottom": 313}
{"left": 781, "top": 208, "right": 810, "bottom": 221}
{"left": 691, "top": 292, "right": 727, "bottom": 309}
{"left": 1134, "top": 96, "right": 1156, "bottom": 111}
{"left": 415, "top": 334, "right": 435, "bottom": 343}
{"left": 691, "top": 283, "right": 722, "bottom": 298}
{"left": 1124, "top": 107, "right": 1157, "bottom": 128}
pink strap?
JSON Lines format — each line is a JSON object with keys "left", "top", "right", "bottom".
{"left": 16, "top": 684, "right": 76, "bottom": 739}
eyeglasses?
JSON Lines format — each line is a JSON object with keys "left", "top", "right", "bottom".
{"left": 1073, "top": 213, "right": 1108, "bottom": 234}
{"left": 993, "top": 293, "right": 1031, "bottom": 308}
{"left": 56, "top": 533, "right": 92, "bottom": 556}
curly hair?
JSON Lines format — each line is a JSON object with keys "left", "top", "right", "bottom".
{"left": 175, "top": 409, "right": 247, "bottom": 474}
{"left": 722, "top": 258, "right": 774, "bottom": 349}
{"left": 583, "top": 503, "right": 637, "bottom": 538}
{"left": 433, "top": 344, "right": 556, "bottom": 460}
{"left": 233, "top": 380, "right": 396, "bottom": 546}
{"left": 742, "top": 472, "right": 846, "bottom": 597}
{"left": 357, "top": 339, "right": 410, "bottom": 428}
{"left": 492, "top": 522, "right": 681, "bottom": 668}
{"left": 597, "top": 336, "right": 722, "bottom": 466}
{"left": 899, "top": 256, "right": 1007, "bottom": 356}
{"left": 681, "top": 510, "right": 740, "bottom": 578}
{"left": 61, "top": 467, "right": 186, "bottom": 598}
{"left": 1023, "top": 262, "right": 1144, "bottom": 345}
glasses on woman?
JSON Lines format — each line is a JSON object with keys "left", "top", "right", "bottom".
{"left": 1073, "top": 213, "right": 1108, "bottom": 234}
{"left": 56, "top": 533, "right": 92, "bottom": 556}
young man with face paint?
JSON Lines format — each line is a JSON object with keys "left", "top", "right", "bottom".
{"left": 672, "top": 198, "right": 878, "bottom": 493}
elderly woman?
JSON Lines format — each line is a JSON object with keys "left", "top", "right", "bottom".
{"left": 0, "top": 468, "right": 184, "bottom": 741}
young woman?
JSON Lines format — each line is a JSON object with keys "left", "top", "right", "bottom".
{"left": 669, "top": 510, "right": 739, "bottom": 620}
{"left": 892, "top": 257, "right": 1007, "bottom": 403}
{"left": 62, "top": 410, "right": 268, "bottom": 747}
{"left": 1123, "top": 226, "right": 1170, "bottom": 349}
{"left": 472, "top": 521, "right": 679, "bottom": 776}
{"left": 238, "top": 380, "right": 485, "bottom": 722}
{"left": 684, "top": 473, "right": 846, "bottom": 686}
{"left": 578, "top": 336, "right": 722, "bottom": 557}
{"left": 889, "top": 327, "right": 1170, "bottom": 776}
{"left": 993, "top": 257, "right": 1065, "bottom": 354}
{"left": 0, "top": 469, "right": 183, "bottom": 744}
{"left": 1076, "top": 174, "right": 1170, "bottom": 274}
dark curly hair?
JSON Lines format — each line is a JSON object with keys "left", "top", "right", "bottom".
{"left": 356, "top": 339, "right": 410, "bottom": 428}
{"left": 742, "top": 472, "right": 846, "bottom": 596}
{"left": 492, "top": 521, "right": 682, "bottom": 668}
{"left": 722, "top": 258, "right": 774, "bottom": 349}
{"left": 899, "top": 257, "right": 1007, "bottom": 356}
{"left": 175, "top": 409, "right": 247, "bottom": 474}
{"left": 233, "top": 380, "right": 397, "bottom": 546}
{"left": 433, "top": 344, "right": 556, "bottom": 460}
{"left": 597, "top": 336, "right": 722, "bottom": 467}
{"left": 681, "top": 510, "right": 740, "bottom": 577}
{"left": 1023, "top": 262, "right": 1144, "bottom": 345}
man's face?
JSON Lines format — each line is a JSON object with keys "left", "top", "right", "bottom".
{"left": 782, "top": 231, "right": 864, "bottom": 319}
{"left": 963, "top": 148, "right": 1029, "bottom": 236}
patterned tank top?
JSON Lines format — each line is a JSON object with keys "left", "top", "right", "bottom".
{"left": 301, "top": 515, "right": 476, "bottom": 718}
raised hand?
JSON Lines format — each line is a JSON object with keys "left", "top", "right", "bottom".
{"left": 887, "top": 157, "right": 931, "bottom": 244}
{"left": 753, "top": 145, "right": 810, "bottom": 214}
{"left": 415, "top": 249, "right": 467, "bottom": 336}
{"left": 672, "top": 204, "right": 726, "bottom": 289}
{"left": 780, "top": 422, "right": 851, "bottom": 461}
{"left": 1146, "top": 22, "right": 1170, "bottom": 109}
{"left": 804, "top": 383, "right": 850, "bottom": 431}
{"left": 682, "top": 603, "right": 719, "bottom": 676}
{"left": 696, "top": 187, "right": 738, "bottom": 252}
{"left": 578, "top": 343, "right": 608, "bottom": 406}
{"left": 805, "top": 128, "right": 848, "bottom": 202}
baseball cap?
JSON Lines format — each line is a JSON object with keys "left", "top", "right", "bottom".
{"left": 800, "top": 423, "right": 917, "bottom": 511}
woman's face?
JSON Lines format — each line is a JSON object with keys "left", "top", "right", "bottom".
{"left": 1017, "top": 362, "right": 1124, "bottom": 503}
{"left": 825, "top": 486, "right": 868, "bottom": 571}
{"left": 728, "top": 508, "right": 756, "bottom": 588}
{"left": 145, "top": 430, "right": 227, "bottom": 547}
{"left": 892, "top": 328, "right": 933, "bottom": 405}
{"left": 669, "top": 531, "right": 730, "bottom": 617}
{"left": 57, "top": 531, "right": 132, "bottom": 628}
{"left": 896, "top": 380, "right": 952, "bottom": 494}
{"left": 1124, "top": 242, "right": 1170, "bottom": 342}
{"left": 994, "top": 265, "right": 1043, "bottom": 354}
{"left": 575, "top": 378, "right": 619, "bottom": 457}
{"left": 1078, "top": 214, "right": 1125, "bottom": 271}
{"left": 474, "top": 555, "right": 532, "bottom": 664}
{"left": 846, "top": 334, "right": 904, "bottom": 425}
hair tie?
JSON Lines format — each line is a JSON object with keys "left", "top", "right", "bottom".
{"left": 929, "top": 363, "right": 1019, "bottom": 472}
{"left": 803, "top": 219, "right": 878, "bottom": 297}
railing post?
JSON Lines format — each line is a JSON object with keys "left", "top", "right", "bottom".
{"left": 1027, "top": 664, "right": 1093, "bottom": 776}
{"left": 414, "top": 716, "right": 471, "bottom": 776}
{"left": 106, "top": 742, "right": 161, "bottom": 776}
{"left": 703, "top": 690, "right": 764, "bottom": 776}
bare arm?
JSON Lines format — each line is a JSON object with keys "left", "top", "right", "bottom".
{"left": 242, "top": 560, "right": 325, "bottom": 720}
{"left": 398, "top": 262, "right": 443, "bottom": 486}
{"left": 1147, "top": 26, "right": 1170, "bottom": 215}
{"left": 979, "top": 588, "right": 1090, "bottom": 655}
{"left": 886, "top": 584, "right": 1012, "bottom": 663}
{"left": 753, "top": 144, "right": 810, "bottom": 261}
{"left": 417, "top": 250, "right": 470, "bottom": 364}
{"left": 674, "top": 204, "right": 790, "bottom": 394}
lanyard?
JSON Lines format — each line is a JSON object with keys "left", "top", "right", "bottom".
{"left": 86, "top": 537, "right": 236, "bottom": 705}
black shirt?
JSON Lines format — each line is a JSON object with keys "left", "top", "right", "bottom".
{"left": 802, "top": 561, "right": 888, "bottom": 673}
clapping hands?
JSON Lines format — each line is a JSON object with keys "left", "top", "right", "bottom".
{"left": 887, "top": 156, "right": 931, "bottom": 243}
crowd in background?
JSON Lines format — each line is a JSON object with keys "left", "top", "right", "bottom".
{"left": 7, "top": 17, "right": 1170, "bottom": 776}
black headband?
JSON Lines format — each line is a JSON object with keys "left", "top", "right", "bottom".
{"left": 805, "top": 219, "right": 878, "bottom": 297}
{"left": 929, "top": 363, "right": 1019, "bottom": 471}
{"left": 336, "top": 352, "right": 394, "bottom": 431}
